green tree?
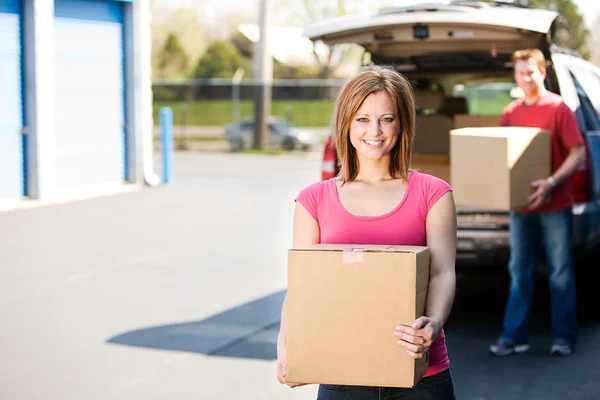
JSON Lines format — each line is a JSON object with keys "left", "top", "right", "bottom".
{"left": 156, "top": 32, "right": 189, "bottom": 78}
{"left": 529, "top": 0, "right": 590, "bottom": 59}
{"left": 271, "top": 0, "right": 363, "bottom": 78}
{"left": 150, "top": 6, "right": 207, "bottom": 78}
{"left": 192, "top": 40, "right": 245, "bottom": 79}
{"left": 590, "top": 14, "right": 600, "bottom": 66}
{"left": 273, "top": 60, "right": 319, "bottom": 79}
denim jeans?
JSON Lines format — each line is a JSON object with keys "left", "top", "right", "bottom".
{"left": 316, "top": 369, "right": 455, "bottom": 400}
{"left": 501, "top": 208, "right": 578, "bottom": 345}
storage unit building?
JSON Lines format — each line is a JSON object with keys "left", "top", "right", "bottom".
{"left": 0, "top": 0, "right": 154, "bottom": 207}
{"left": 0, "top": 1, "right": 25, "bottom": 202}
{"left": 54, "top": 0, "right": 127, "bottom": 189}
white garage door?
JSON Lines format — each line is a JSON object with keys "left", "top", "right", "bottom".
{"left": 0, "top": 0, "right": 24, "bottom": 200}
{"left": 54, "top": 0, "right": 127, "bottom": 190}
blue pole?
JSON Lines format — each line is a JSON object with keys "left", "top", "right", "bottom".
{"left": 159, "top": 107, "right": 173, "bottom": 184}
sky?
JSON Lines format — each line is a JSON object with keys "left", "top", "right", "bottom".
{"left": 158, "top": 0, "right": 600, "bottom": 29}
{"left": 572, "top": 0, "right": 600, "bottom": 28}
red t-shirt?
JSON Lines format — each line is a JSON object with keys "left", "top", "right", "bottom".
{"left": 501, "top": 91, "right": 584, "bottom": 212}
{"left": 295, "top": 171, "right": 452, "bottom": 378}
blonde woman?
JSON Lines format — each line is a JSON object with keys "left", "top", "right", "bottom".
{"left": 277, "top": 66, "right": 457, "bottom": 399}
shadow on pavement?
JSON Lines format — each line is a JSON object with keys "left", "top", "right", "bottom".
{"left": 106, "top": 273, "right": 600, "bottom": 399}
{"left": 107, "top": 290, "right": 285, "bottom": 360}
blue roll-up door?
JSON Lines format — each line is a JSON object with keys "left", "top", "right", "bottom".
{"left": 0, "top": 0, "right": 24, "bottom": 200}
{"left": 54, "top": 0, "right": 126, "bottom": 190}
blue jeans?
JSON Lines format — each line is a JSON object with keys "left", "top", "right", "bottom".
{"left": 502, "top": 208, "right": 578, "bottom": 345}
{"left": 316, "top": 369, "right": 455, "bottom": 400}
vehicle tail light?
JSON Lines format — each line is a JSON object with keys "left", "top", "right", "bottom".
{"left": 573, "top": 149, "right": 591, "bottom": 203}
{"left": 321, "top": 137, "right": 337, "bottom": 181}
{"left": 573, "top": 169, "right": 590, "bottom": 202}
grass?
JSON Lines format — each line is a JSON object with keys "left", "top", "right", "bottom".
{"left": 153, "top": 99, "right": 335, "bottom": 128}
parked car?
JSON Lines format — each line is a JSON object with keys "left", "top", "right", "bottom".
{"left": 224, "top": 116, "right": 321, "bottom": 152}
{"left": 307, "top": 1, "right": 600, "bottom": 271}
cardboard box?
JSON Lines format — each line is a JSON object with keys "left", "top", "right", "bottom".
{"left": 286, "top": 244, "right": 430, "bottom": 388}
{"left": 453, "top": 114, "right": 502, "bottom": 129}
{"left": 411, "top": 153, "right": 450, "bottom": 183}
{"left": 450, "top": 127, "right": 551, "bottom": 210}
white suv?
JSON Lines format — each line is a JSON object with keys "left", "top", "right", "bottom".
{"left": 310, "top": 1, "right": 600, "bottom": 271}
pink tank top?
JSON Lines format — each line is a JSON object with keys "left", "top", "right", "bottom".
{"left": 295, "top": 171, "right": 452, "bottom": 378}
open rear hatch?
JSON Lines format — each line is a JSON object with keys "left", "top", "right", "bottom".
{"left": 305, "top": 2, "right": 557, "bottom": 225}
{"left": 303, "top": 2, "right": 558, "bottom": 72}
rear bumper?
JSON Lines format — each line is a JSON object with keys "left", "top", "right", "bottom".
{"left": 456, "top": 229, "right": 509, "bottom": 269}
{"left": 572, "top": 200, "right": 600, "bottom": 252}
{"left": 455, "top": 200, "right": 600, "bottom": 269}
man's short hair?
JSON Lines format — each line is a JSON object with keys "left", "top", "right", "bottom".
{"left": 512, "top": 48, "right": 546, "bottom": 70}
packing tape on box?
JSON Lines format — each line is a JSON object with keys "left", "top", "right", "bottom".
{"left": 342, "top": 248, "right": 364, "bottom": 264}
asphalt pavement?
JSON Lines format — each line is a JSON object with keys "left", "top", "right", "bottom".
{"left": 0, "top": 151, "right": 598, "bottom": 400}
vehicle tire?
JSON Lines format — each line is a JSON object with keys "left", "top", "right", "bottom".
{"left": 282, "top": 138, "right": 296, "bottom": 152}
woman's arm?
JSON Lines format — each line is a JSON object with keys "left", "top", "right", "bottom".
{"left": 277, "top": 201, "right": 320, "bottom": 386}
{"left": 394, "top": 191, "right": 457, "bottom": 358}
{"left": 424, "top": 191, "right": 457, "bottom": 328}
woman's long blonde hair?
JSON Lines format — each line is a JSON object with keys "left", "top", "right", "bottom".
{"left": 333, "top": 65, "right": 416, "bottom": 183}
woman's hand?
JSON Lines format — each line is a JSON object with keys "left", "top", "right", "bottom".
{"left": 277, "top": 335, "right": 306, "bottom": 388}
{"left": 393, "top": 316, "right": 442, "bottom": 359}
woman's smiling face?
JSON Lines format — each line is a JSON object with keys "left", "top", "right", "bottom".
{"left": 349, "top": 90, "right": 400, "bottom": 161}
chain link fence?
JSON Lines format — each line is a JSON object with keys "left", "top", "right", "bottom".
{"left": 152, "top": 79, "right": 344, "bottom": 150}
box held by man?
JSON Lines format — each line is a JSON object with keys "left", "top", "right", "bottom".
{"left": 450, "top": 127, "right": 551, "bottom": 210}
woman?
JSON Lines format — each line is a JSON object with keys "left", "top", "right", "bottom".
{"left": 277, "top": 65, "right": 457, "bottom": 399}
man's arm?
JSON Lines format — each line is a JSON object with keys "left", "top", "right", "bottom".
{"left": 551, "top": 145, "right": 586, "bottom": 186}
{"left": 528, "top": 145, "right": 586, "bottom": 210}
{"left": 528, "top": 100, "right": 587, "bottom": 209}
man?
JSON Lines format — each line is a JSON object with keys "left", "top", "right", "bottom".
{"left": 489, "top": 48, "right": 586, "bottom": 357}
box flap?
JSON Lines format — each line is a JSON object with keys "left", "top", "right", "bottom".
{"left": 507, "top": 129, "right": 550, "bottom": 168}
{"left": 290, "top": 244, "right": 429, "bottom": 254}
{"left": 450, "top": 126, "right": 544, "bottom": 138}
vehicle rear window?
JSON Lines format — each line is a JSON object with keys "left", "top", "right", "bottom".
{"left": 452, "top": 82, "right": 519, "bottom": 115}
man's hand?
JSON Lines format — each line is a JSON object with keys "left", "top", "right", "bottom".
{"left": 528, "top": 179, "right": 553, "bottom": 210}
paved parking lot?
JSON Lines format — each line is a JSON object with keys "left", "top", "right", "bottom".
{"left": 1, "top": 152, "right": 598, "bottom": 399}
